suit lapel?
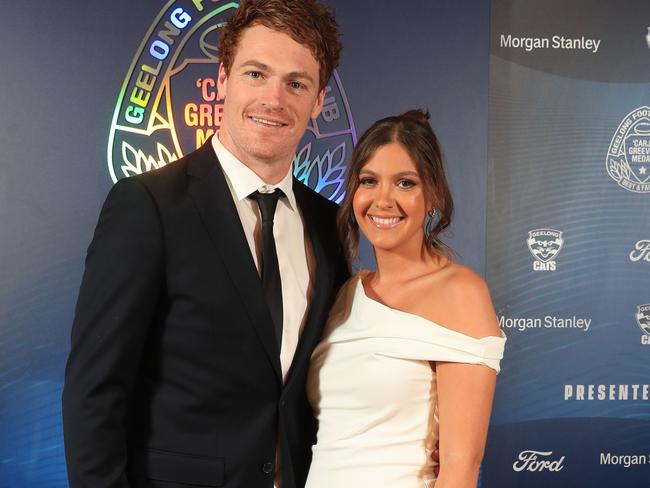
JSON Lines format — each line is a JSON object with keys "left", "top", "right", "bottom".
{"left": 285, "top": 180, "right": 335, "bottom": 386}
{"left": 186, "top": 141, "right": 282, "bottom": 382}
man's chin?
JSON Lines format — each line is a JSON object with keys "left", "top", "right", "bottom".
{"left": 245, "top": 140, "right": 298, "bottom": 164}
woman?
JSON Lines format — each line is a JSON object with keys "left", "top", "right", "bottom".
{"left": 305, "top": 110, "right": 506, "bottom": 488}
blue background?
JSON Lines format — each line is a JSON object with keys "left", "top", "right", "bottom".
{"left": 0, "top": 1, "right": 490, "bottom": 486}
{"left": 486, "top": 0, "right": 650, "bottom": 486}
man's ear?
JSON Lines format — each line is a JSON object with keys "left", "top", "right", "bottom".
{"left": 216, "top": 62, "right": 228, "bottom": 101}
{"left": 310, "top": 87, "right": 326, "bottom": 120}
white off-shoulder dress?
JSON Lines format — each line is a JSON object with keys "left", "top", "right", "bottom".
{"left": 305, "top": 273, "right": 506, "bottom": 488}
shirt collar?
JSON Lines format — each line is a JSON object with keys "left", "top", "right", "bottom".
{"left": 212, "top": 133, "right": 298, "bottom": 211}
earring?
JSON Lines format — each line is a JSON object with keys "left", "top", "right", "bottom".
{"left": 424, "top": 209, "right": 437, "bottom": 238}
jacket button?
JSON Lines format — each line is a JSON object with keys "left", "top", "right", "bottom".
{"left": 261, "top": 462, "right": 274, "bottom": 474}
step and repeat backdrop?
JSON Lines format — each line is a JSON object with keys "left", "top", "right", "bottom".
{"left": 485, "top": 0, "right": 650, "bottom": 487}
{"left": 3, "top": 0, "right": 647, "bottom": 486}
{"left": 0, "top": 1, "right": 490, "bottom": 486}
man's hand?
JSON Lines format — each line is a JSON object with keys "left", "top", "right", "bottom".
{"left": 431, "top": 441, "right": 440, "bottom": 478}
{"left": 431, "top": 441, "right": 440, "bottom": 477}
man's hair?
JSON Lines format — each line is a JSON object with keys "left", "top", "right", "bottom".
{"left": 217, "top": 0, "right": 342, "bottom": 91}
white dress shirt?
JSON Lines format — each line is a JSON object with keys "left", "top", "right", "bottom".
{"left": 211, "top": 134, "right": 313, "bottom": 381}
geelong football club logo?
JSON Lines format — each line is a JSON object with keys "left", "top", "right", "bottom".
{"left": 107, "top": 0, "right": 356, "bottom": 203}
{"left": 606, "top": 106, "right": 650, "bottom": 194}
{"left": 637, "top": 304, "right": 650, "bottom": 336}
{"left": 527, "top": 228, "right": 563, "bottom": 271}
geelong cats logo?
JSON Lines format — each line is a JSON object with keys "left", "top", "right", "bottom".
{"left": 527, "top": 228, "right": 563, "bottom": 272}
{"left": 637, "top": 304, "right": 650, "bottom": 336}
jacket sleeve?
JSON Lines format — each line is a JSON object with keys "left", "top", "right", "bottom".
{"left": 62, "top": 177, "right": 164, "bottom": 488}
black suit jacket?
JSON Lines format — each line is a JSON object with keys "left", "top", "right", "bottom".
{"left": 62, "top": 140, "right": 349, "bottom": 488}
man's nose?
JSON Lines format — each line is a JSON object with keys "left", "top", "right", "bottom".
{"left": 261, "top": 79, "right": 285, "bottom": 109}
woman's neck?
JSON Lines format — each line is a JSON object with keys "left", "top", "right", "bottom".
{"left": 372, "top": 243, "right": 441, "bottom": 285}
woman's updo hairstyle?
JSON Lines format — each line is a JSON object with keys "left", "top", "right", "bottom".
{"left": 337, "top": 108, "right": 453, "bottom": 264}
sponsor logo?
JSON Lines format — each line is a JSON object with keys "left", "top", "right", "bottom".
{"left": 564, "top": 384, "right": 650, "bottom": 400}
{"left": 498, "top": 34, "right": 601, "bottom": 53}
{"left": 630, "top": 240, "right": 650, "bottom": 262}
{"left": 600, "top": 452, "right": 649, "bottom": 468}
{"left": 637, "top": 304, "right": 650, "bottom": 339}
{"left": 607, "top": 106, "right": 650, "bottom": 193}
{"left": 499, "top": 315, "right": 591, "bottom": 332}
{"left": 527, "top": 228, "right": 563, "bottom": 271}
{"left": 512, "top": 450, "right": 565, "bottom": 472}
{"left": 107, "top": 1, "right": 356, "bottom": 203}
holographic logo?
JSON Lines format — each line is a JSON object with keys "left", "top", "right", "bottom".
{"left": 606, "top": 106, "right": 650, "bottom": 194}
{"left": 108, "top": 0, "right": 356, "bottom": 203}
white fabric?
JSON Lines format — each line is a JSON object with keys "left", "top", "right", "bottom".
{"left": 212, "top": 134, "right": 312, "bottom": 382}
{"left": 305, "top": 273, "right": 506, "bottom": 488}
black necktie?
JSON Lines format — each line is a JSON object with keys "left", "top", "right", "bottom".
{"left": 249, "top": 189, "right": 284, "bottom": 349}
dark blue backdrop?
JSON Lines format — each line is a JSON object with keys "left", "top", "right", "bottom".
{"left": 485, "top": 0, "right": 650, "bottom": 486}
{"left": 0, "top": 1, "right": 489, "bottom": 486}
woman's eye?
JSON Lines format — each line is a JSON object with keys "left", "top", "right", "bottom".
{"left": 397, "top": 179, "right": 416, "bottom": 189}
{"left": 359, "top": 177, "right": 376, "bottom": 186}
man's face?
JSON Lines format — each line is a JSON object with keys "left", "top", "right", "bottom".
{"left": 217, "top": 24, "right": 325, "bottom": 171}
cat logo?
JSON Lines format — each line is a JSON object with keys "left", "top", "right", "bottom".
{"left": 527, "top": 228, "right": 563, "bottom": 272}
{"left": 637, "top": 305, "right": 650, "bottom": 344}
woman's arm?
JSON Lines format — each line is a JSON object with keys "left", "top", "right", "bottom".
{"left": 429, "top": 267, "right": 501, "bottom": 488}
{"left": 434, "top": 362, "right": 496, "bottom": 487}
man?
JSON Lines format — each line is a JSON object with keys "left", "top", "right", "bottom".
{"left": 62, "top": 1, "right": 348, "bottom": 487}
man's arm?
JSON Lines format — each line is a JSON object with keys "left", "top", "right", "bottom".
{"left": 62, "top": 178, "right": 164, "bottom": 488}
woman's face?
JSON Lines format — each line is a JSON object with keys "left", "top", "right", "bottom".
{"left": 352, "top": 142, "right": 430, "bottom": 255}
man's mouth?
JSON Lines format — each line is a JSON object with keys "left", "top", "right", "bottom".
{"left": 249, "top": 115, "right": 287, "bottom": 128}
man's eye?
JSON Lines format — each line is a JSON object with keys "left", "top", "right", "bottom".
{"left": 289, "top": 81, "right": 304, "bottom": 90}
{"left": 247, "top": 71, "right": 263, "bottom": 79}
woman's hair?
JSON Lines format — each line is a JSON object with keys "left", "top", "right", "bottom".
{"left": 217, "top": 0, "right": 342, "bottom": 91}
{"left": 337, "top": 109, "right": 454, "bottom": 263}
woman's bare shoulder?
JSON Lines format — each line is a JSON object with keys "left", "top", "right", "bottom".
{"left": 424, "top": 263, "right": 501, "bottom": 338}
